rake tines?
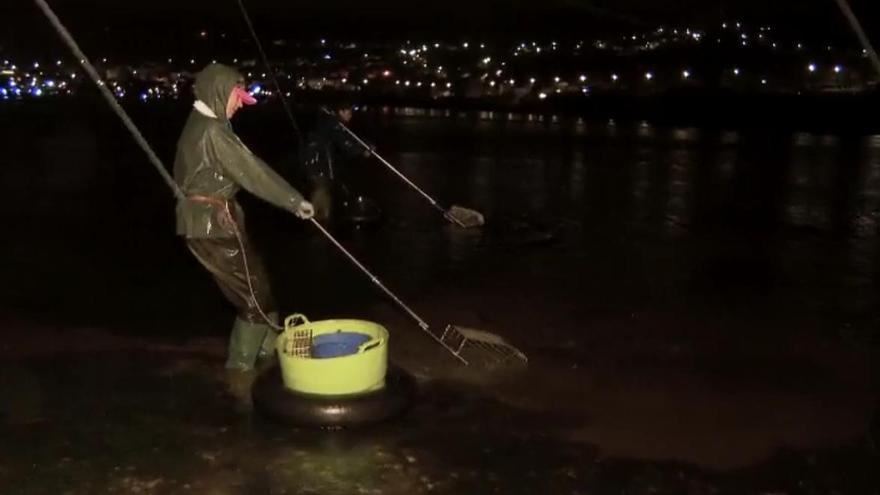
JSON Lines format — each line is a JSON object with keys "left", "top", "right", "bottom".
{"left": 440, "top": 325, "right": 528, "bottom": 365}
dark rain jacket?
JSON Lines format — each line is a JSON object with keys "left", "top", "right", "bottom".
{"left": 174, "top": 64, "right": 306, "bottom": 238}
{"left": 300, "top": 111, "right": 368, "bottom": 182}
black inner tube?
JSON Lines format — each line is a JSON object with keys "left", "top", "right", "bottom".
{"left": 252, "top": 365, "right": 417, "bottom": 428}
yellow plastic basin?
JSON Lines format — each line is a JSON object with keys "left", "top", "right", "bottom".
{"left": 275, "top": 314, "right": 389, "bottom": 396}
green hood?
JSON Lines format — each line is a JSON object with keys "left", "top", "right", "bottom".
{"left": 193, "top": 63, "right": 242, "bottom": 121}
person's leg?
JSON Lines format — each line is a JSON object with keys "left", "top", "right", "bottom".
{"left": 187, "top": 235, "right": 282, "bottom": 409}
{"left": 187, "top": 236, "right": 278, "bottom": 368}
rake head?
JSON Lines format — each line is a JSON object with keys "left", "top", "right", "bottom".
{"left": 447, "top": 205, "right": 485, "bottom": 228}
{"left": 439, "top": 324, "right": 527, "bottom": 366}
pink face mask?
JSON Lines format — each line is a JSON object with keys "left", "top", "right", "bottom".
{"left": 232, "top": 86, "right": 257, "bottom": 105}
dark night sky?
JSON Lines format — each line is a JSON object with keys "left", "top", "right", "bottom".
{"left": 2, "top": 0, "right": 878, "bottom": 54}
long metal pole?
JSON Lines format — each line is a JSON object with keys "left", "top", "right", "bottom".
{"left": 328, "top": 111, "right": 468, "bottom": 227}
{"left": 32, "top": 0, "right": 184, "bottom": 201}
{"left": 309, "top": 219, "right": 469, "bottom": 364}
{"left": 235, "top": 0, "right": 303, "bottom": 145}
{"left": 833, "top": 0, "right": 880, "bottom": 78}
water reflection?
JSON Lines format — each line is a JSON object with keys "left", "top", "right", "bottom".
{"left": 5, "top": 106, "right": 880, "bottom": 334}
{"left": 785, "top": 133, "right": 835, "bottom": 231}
{"left": 664, "top": 147, "right": 696, "bottom": 233}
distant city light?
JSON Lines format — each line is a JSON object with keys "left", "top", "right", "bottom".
{"left": 0, "top": 28, "right": 869, "bottom": 106}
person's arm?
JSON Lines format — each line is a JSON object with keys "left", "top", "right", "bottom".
{"left": 210, "top": 127, "right": 311, "bottom": 216}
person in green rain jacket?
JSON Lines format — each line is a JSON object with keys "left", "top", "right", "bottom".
{"left": 174, "top": 63, "right": 313, "bottom": 403}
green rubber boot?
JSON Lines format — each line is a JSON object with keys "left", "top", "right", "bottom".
{"left": 256, "top": 312, "right": 280, "bottom": 371}
{"left": 224, "top": 317, "right": 273, "bottom": 410}
{"left": 225, "top": 317, "right": 270, "bottom": 371}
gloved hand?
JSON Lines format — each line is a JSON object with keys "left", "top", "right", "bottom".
{"left": 295, "top": 200, "right": 315, "bottom": 220}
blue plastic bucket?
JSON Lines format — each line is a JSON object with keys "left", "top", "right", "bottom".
{"left": 311, "top": 331, "right": 373, "bottom": 359}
